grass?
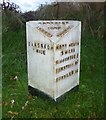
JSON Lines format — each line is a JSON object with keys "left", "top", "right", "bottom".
{"left": 2, "top": 29, "right": 104, "bottom": 119}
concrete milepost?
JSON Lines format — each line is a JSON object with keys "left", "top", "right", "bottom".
{"left": 26, "top": 20, "right": 81, "bottom": 101}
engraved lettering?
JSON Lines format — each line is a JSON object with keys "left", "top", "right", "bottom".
{"left": 56, "top": 69, "right": 78, "bottom": 82}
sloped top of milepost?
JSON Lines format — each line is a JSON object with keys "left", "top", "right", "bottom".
{"left": 26, "top": 20, "right": 81, "bottom": 43}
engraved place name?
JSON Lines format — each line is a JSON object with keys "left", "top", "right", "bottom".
{"left": 56, "top": 44, "right": 67, "bottom": 50}
{"left": 61, "top": 48, "right": 75, "bottom": 56}
{"left": 56, "top": 60, "right": 78, "bottom": 74}
{"left": 55, "top": 53, "right": 79, "bottom": 64}
{"left": 69, "top": 42, "right": 79, "bottom": 47}
{"left": 36, "top": 49, "right": 46, "bottom": 55}
{"left": 36, "top": 27, "right": 53, "bottom": 38}
{"left": 29, "top": 42, "right": 53, "bottom": 50}
{"left": 56, "top": 69, "right": 78, "bottom": 82}
{"left": 38, "top": 21, "right": 69, "bottom": 24}
{"left": 57, "top": 26, "right": 71, "bottom": 37}
{"left": 56, "top": 41, "right": 79, "bottom": 50}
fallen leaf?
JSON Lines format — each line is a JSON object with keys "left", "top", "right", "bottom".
{"left": 11, "top": 99, "right": 15, "bottom": 104}
{"left": 13, "top": 112, "right": 18, "bottom": 115}
{"left": 11, "top": 99, "right": 15, "bottom": 108}
{"left": 8, "top": 111, "right": 13, "bottom": 114}
{"left": 4, "top": 102, "right": 8, "bottom": 106}
{"left": 14, "top": 76, "right": 18, "bottom": 80}
{"left": 25, "top": 101, "right": 28, "bottom": 106}
{"left": 7, "top": 111, "right": 18, "bottom": 116}
{"left": 22, "top": 100, "right": 29, "bottom": 110}
{"left": 22, "top": 106, "right": 24, "bottom": 110}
